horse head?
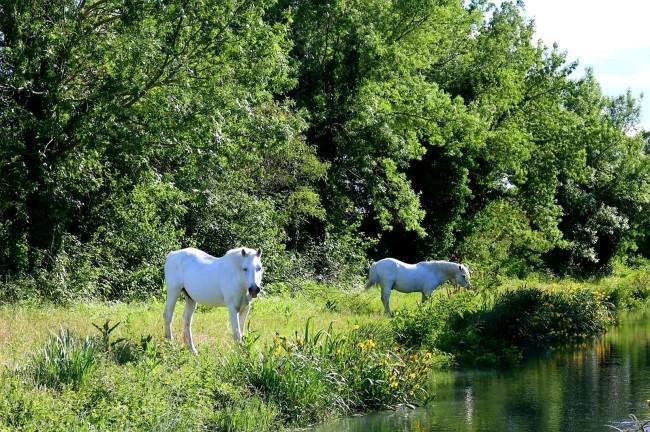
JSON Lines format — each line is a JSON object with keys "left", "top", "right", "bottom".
{"left": 241, "top": 248, "right": 263, "bottom": 298}
{"left": 454, "top": 264, "right": 471, "bottom": 288}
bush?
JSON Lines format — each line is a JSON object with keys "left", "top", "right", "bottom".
{"left": 596, "top": 262, "right": 650, "bottom": 310}
{"left": 391, "top": 286, "right": 614, "bottom": 368}
{"left": 442, "top": 287, "right": 613, "bottom": 367}
{"left": 392, "top": 290, "right": 478, "bottom": 350}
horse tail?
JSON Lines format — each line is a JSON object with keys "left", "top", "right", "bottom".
{"left": 365, "top": 261, "right": 377, "bottom": 289}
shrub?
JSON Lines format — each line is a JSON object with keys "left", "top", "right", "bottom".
{"left": 392, "top": 290, "right": 478, "bottom": 350}
{"left": 439, "top": 287, "right": 613, "bottom": 367}
{"left": 597, "top": 263, "right": 650, "bottom": 310}
{"left": 391, "top": 286, "right": 614, "bottom": 368}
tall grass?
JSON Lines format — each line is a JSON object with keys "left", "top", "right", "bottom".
{"left": 222, "top": 319, "right": 435, "bottom": 426}
{"left": 26, "top": 327, "right": 98, "bottom": 390}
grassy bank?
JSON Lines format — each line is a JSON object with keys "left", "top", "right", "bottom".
{"left": 1, "top": 266, "right": 648, "bottom": 431}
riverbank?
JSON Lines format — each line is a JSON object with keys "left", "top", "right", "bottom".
{"left": 1, "top": 267, "right": 648, "bottom": 430}
{"left": 314, "top": 310, "right": 650, "bottom": 432}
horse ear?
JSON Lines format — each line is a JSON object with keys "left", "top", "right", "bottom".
{"left": 257, "top": 248, "right": 262, "bottom": 257}
{"left": 241, "top": 249, "right": 247, "bottom": 257}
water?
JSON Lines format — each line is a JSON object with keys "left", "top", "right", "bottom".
{"left": 315, "top": 311, "right": 650, "bottom": 432}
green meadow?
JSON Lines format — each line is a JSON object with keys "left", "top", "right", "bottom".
{"left": 2, "top": 265, "right": 649, "bottom": 431}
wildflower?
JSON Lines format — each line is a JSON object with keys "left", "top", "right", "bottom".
{"left": 357, "top": 339, "right": 376, "bottom": 351}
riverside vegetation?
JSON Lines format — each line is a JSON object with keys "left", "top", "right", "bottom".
{"left": 1, "top": 264, "right": 649, "bottom": 430}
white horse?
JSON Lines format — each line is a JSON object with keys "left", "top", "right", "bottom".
{"left": 365, "top": 258, "right": 471, "bottom": 316}
{"left": 163, "top": 247, "right": 263, "bottom": 354}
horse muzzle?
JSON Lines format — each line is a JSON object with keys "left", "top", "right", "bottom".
{"left": 248, "top": 285, "right": 261, "bottom": 298}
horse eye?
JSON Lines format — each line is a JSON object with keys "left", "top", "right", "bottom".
{"left": 243, "top": 267, "right": 248, "bottom": 272}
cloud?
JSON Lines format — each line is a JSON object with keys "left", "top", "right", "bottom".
{"left": 519, "top": 0, "right": 650, "bottom": 128}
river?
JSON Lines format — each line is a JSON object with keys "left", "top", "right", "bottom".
{"left": 315, "top": 311, "right": 650, "bottom": 432}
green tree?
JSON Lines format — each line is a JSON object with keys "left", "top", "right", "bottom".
{"left": 0, "top": 0, "right": 325, "bottom": 297}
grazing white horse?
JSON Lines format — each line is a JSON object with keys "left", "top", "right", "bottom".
{"left": 365, "top": 258, "right": 471, "bottom": 316}
{"left": 163, "top": 247, "right": 263, "bottom": 354}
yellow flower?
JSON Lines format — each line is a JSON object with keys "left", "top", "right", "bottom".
{"left": 357, "top": 339, "right": 376, "bottom": 351}
{"left": 352, "top": 324, "right": 360, "bottom": 331}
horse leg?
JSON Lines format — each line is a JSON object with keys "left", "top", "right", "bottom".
{"left": 182, "top": 297, "right": 198, "bottom": 355}
{"left": 381, "top": 282, "right": 394, "bottom": 317}
{"left": 421, "top": 286, "right": 434, "bottom": 303}
{"left": 163, "top": 285, "right": 181, "bottom": 340}
{"left": 228, "top": 305, "right": 242, "bottom": 343}
{"left": 238, "top": 304, "right": 250, "bottom": 338}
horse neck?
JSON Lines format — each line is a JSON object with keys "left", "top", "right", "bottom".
{"left": 428, "top": 261, "right": 456, "bottom": 280}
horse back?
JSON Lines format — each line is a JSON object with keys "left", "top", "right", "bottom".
{"left": 165, "top": 248, "right": 217, "bottom": 282}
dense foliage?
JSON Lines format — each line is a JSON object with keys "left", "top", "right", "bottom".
{"left": 1, "top": 0, "right": 648, "bottom": 300}
{"left": 393, "top": 287, "right": 614, "bottom": 367}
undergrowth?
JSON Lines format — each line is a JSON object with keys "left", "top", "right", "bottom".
{"left": 1, "top": 267, "right": 648, "bottom": 430}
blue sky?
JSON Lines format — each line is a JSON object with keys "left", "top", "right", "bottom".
{"left": 518, "top": 0, "right": 650, "bottom": 131}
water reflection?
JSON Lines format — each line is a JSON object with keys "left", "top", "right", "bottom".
{"left": 314, "top": 311, "right": 650, "bottom": 432}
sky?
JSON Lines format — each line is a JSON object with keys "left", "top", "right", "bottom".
{"left": 517, "top": 0, "right": 650, "bottom": 131}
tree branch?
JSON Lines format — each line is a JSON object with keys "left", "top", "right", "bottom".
{"left": 123, "top": 1, "right": 187, "bottom": 108}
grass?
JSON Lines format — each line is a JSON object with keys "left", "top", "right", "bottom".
{"left": 26, "top": 327, "right": 99, "bottom": 390}
{"left": 0, "top": 265, "right": 648, "bottom": 430}
{"left": 0, "top": 284, "right": 420, "bottom": 368}
{"left": 0, "top": 286, "right": 433, "bottom": 430}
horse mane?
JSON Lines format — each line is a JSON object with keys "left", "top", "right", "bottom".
{"left": 425, "top": 260, "right": 468, "bottom": 277}
{"left": 224, "top": 247, "right": 258, "bottom": 259}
